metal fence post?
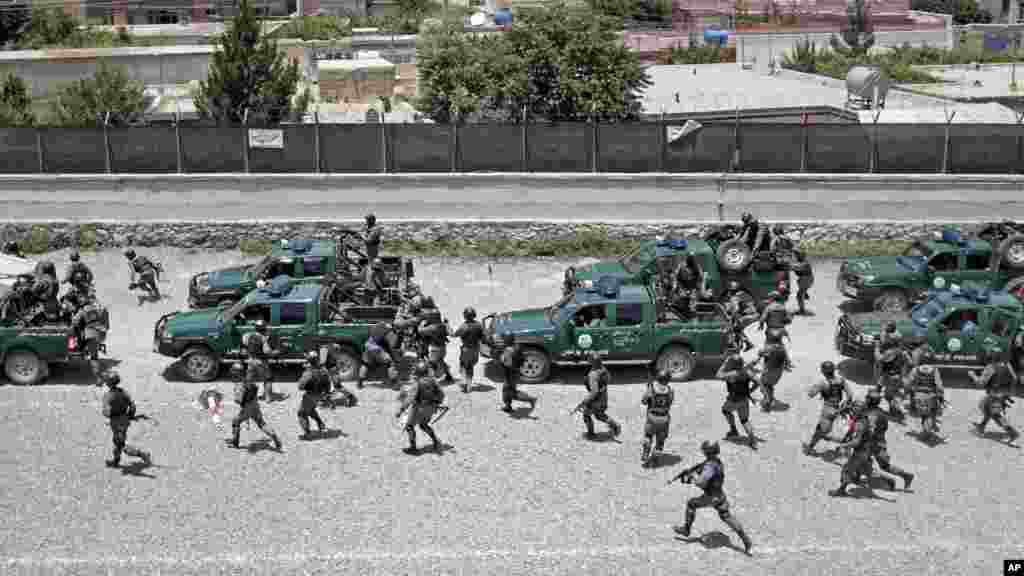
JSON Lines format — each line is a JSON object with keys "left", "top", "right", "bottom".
{"left": 591, "top": 117, "right": 599, "bottom": 173}
{"left": 942, "top": 109, "right": 956, "bottom": 174}
{"left": 658, "top": 110, "right": 666, "bottom": 172}
{"left": 103, "top": 112, "right": 112, "bottom": 174}
{"left": 381, "top": 114, "right": 389, "bottom": 173}
{"left": 1018, "top": 113, "right": 1024, "bottom": 174}
{"left": 800, "top": 108, "right": 808, "bottom": 173}
{"left": 242, "top": 108, "right": 250, "bottom": 174}
{"left": 869, "top": 111, "right": 881, "bottom": 173}
{"left": 521, "top": 106, "right": 528, "bottom": 172}
{"left": 174, "top": 112, "right": 183, "bottom": 174}
{"left": 451, "top": 116, "right": 458, "bottom": 173}
{"left": 314, "top": 109, "right": 321, "bottom": 173}
{"left": 35, "top": 127, "right": 44, "bottom": 173}
{"left": 731, "top": 107, "right": 741, "bottom": 172}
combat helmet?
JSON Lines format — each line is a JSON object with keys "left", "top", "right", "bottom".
{"left": 655, "top": 370, "right": 671, "bottom": 384}
{"left": 70, "top": 251, "right": 80, "bottom": 262}
{"left": 820, "top": 361, "right": 836, "bottom": 376}
{"left": 413, "top": 361, "right": 429, "bottom": 377}
{"left": 463, "top": 306, "right": 476, "bottom": 321}
{"left": 254, "top": 319, "right": 268, "bottom": 332}
{"left": 124, "top": 249, "right": 136, "bottom": 259}
{"left": 305, "top": 351, "right": 320, "bottom": 366}
{"left": 230, "top": 362, "right": 245, "bottom": 379}
{"left": 104, "top": 373, "right": 121, "bottom": 387}
{"left": 700, "top": 440, "right": 720, "bottom": 456}
{"left": 589, "top": 351, "right": 603, "bottom": 366}
{"left": 865, "top": 388, "right": 882, "bottom": 406}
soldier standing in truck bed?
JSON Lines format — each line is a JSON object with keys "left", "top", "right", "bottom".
{"left": 363, "top": 214, "right": 381, "bottom": 262}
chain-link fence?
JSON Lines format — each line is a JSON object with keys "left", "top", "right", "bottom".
{"left": 1, "top": 120, "right": 1023, "bottom": 173}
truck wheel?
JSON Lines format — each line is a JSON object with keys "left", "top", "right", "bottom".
{"left": 328, "top": 346, "right": 360, "bottom": 381}
{"left": 1000, "top": 235, "right": 1024, "bottom": 269}
{"left": 1006, "top": 277, "right": 1024, "bottom": 304}
{"left": 179, "top": 347, "right": 220, "bottom": 382}
{"left": 4, "top": 349, "right": 44, "bottom": 386}
{"left": 716, "top": 239, "right": 752, "bottom": 272}
{"left": 517, "top": 347, "right": 551, "bottom": 384}
{"left": 873, "top": 290, "right": 909, "bottom": 312}
{"left": 657, "top": 344, "right": 695, "bottom": 382}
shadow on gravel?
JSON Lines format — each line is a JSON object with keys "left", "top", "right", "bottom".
{"left": 43, "top": 360, "right": 122, "bottom": 386}
{"left": 467, "top": 383, "right": 496, "bottom": 393}
{"left": 971, "top": 428, "right": 1022, "bottom": 447}
{"left": 645, "top": 453, "right": 682, "bottom": 469}
{"left": 118, "top": 460, "right": 157, "bottom": 479}
{"left": 482, "top": 361, "right": 721, "bottom": 385}
{"left": 762, "top": 400, "right": 791, "bottom": 413}
{"left": 403, "top": 443, "right": 456, "bottom": 456}
{"left": 304, "top": 429, "right": 347, "bottom": 442}
{"left": 507, "top": 406, "right": 538, "bottom": 420}
{"left": 905, "top": 430, "right": 947, "bottom": 447}
{"left": 676, "top": 532, "right": 748, "bottom": 556}
{"left": 242, "top": 439, "right": 283, "bottom": 454}
{"left": 582, "top": 431, "right": 623, "bottom": 443}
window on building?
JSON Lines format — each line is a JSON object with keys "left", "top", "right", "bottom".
{"left": 279, "top": 303, "right": 307, "bottom": 325}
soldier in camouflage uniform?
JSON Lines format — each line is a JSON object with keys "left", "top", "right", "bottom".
{"left": 970, "top": 350, "right": 1020, "bottom": 441}
{"left": 904, "top": 363, "right": 944, "bottom": 438}
{"left": 418, "top": 307, "right": 454, "bottom": 384}
{"left": 363, "top": 213, "right": 382, "bottom": 262}
{"left": 454, "top": 307, "right": 484, "bottom": 393}
{"left": 101, "top": 373, "right": 151, "bottom": 468}
{"left": 575, "top": 352, "right": 620, "bottom": 438}
{"left": 792, "top": 251, "right": 814, "bottom": 316}
{"left": 71, "top": 291, "right": 109, "bottom": 381}
{"left": 757, "top": 328, "right": 792, "bottom": 412}
{"left": 125, "top": 249, "right": 161, "bottom": 300}
{"left": 358, "top": 323, "right": 399, "bottom": 389}
{"left": 296, "top": 352, "right": 330, "bottom": 439}
{"left": 563, "top": 266, "right": 579, "bottom": 297}
{"left": 242, "top": 320, "right": 277, "bottom": 401}
{"left": 641, "top": 369, "right": 675, "bottom": 466}
{"left": 22, "top": 260, "right": 59, "bottom": 325}
{"left": 63, "top": 251, "right": 94, "bottom": 293}
{"left": 757, "top": 291, "right": 790, "bottom": 334}
{"left": 803, "top": 361, "right": 856, "bottom": 455}
{"left": 830, "top": 389, "right": 914, "bottom": 495}
{"left": 396, "top": 361, "right": 444, "bottom": 454}
{"left": 499, "top": 333, "right": 537, "bottom": 412}
{"left": 874, "top": 333, "right": 911, "bottom": 420}
{"left": 229, "top": 362, "right": 282, "bottom": 450}
{"left": 722, "top": 281, "right": 757, "bottom": 352}
{"left": 716, "top": 353, "right": 759, "bottom": 448}
{"left": 672, "top": 440, "right": 753, "bottom": 555}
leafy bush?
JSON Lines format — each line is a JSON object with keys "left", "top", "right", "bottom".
{"left": 23, "top": 226, "right": 51, "bottom": 254}
{"left": 657, "top": 44, "right": 736, "bottom": 64}
{"left": 239, "top": 239, "right": 274, "bottom": 255}
{"left": 78, "top": 225, "right": 98, "bottom": 251}
{"left": 276, "top": 15, "right": 351, "bottom": 40}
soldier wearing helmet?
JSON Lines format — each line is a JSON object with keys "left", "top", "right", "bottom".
{"left": 64, "top": 250, "right": 94, "bottom": 292}
{"left": 229, "top": 362, "right": 282, "bottom": 451}
{"left": 296, "top": 351, "right": 330, "bottom": 439}
{"left": 124, "top": 249, "right": 161, "bottom": 300}
{"left": 358, "top": 322, "right": 398, "bottom": 389}
{"left": 970, "top": 349, "right": 1020, "bottom": 441}
{"left": 874, "top": 330, "right": 911, "bottom": 419}
{"left": 101, "top": 373, "right": 151, "bottom": 468}
{"left": 25, "top": 260, "right": 60, "bottom": 324}
{"left": 757, "top": 328, "right": 792, "bottom": 413}
{"left": 768, "top": 224, "right": 793, "bottom": 254}
{"left": 792, "top": 251, "right": 814, "bottom": 316}
{"left": 739, "top": 212, "right": 768, "bottom": 256}
{"left": 672, "top": 440, "right": 753, "bottom": 555}
{"left": 396, "top": 361, "right": 445, "bottom": 454}
{"left": 831, "top": 388, "right": 914, "bottom": 495}
{"left": 417, "top": 303, "right": 454, "bottom": 384}
{"left": 641, "top": 368, "right": 675, "bottom": 466}
{"left": 454, "top": 306, "right": 485, "bottom": 393}
{"left": 904, "top": 362, "right": 945, "bottom": 438}
{"left": 715, "top": 353, "right": 760, "bottom": 448}
{"left": 499, "top": 333, "right": 537, "bottom": 413}
{"left": 242, "top": 319, "right": 278, "bottom": 401}
{"left": 363, "top": 214, "right": 381, "bottom": 262}
{"left": 757, "top": 291, "right": 791, "bottom": 333}
{"left": 722, "top": 282, "right": 757, "bottom": 352}
{"left": 576, "top": 352, "right": 620, "bottom": 438}
{"left": 803, "top": 360, "right": 856, "bottom": 455}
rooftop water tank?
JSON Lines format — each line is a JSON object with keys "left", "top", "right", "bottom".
{"left": 845, "top": 66, "right": 889, "bottom": 110}
{"left": 495, "top": 8, "right": 512, "bottom": 26}
{"left": 704, "top": 28, "right": 728, "bottom": 46}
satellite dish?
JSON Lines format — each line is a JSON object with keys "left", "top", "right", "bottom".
{"left": 470, "top": 12, "right": 486, "bottom": 26}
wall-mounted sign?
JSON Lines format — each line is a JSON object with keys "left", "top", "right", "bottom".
{"left": 248, "top": 129, "right": 284, "bottom": 149}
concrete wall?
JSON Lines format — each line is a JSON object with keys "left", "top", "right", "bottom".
{"left": 1, "top": 173, "right": 1023, "bottom": 223}
{"left": 734, "top": 28, "right": 953, "bottom": 68}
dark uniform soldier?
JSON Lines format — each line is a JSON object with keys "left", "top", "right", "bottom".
{"left": 970, "top": 350, "right": 1020, "bottom": 441}
{"left": 792, "top": 251, "right": 814, "bottom": 316}
{"left": 499, "top": 333, "right": 537, "bottom": 412}
{"left": 831, "top": 389, "right": 914, "bottom": 494}
{"left": 358, "top": 323, "right": 399, "bottom": 389}
{"left": 723, "top": 281, "right": 757, "bottom": 352}
{"left": 803, "top": 361, "right": 856, "bottom": 455}
{"left": 396, "top": 361, "right": 444, "bottom": 454}
{"left": 418, "top": 308, "right": 454, "bottom": 384}
{"left": 296, "top": 352, "right": 330, "bottom": 439}
{"left": 739, "top": 212, "right": 768, "bottom": 255}
{"left": 229, "top": 362, "right": 282, "bottom": 450}
{"left": 641, "top": 369, "right": 675, "bottom": 466}
{"left": 875, "top": 343, "right": 911, "bottom": 419}
{"left": 2, "top": 240, "right": 24, "bottom": 257}
{"left": 454, "top": 307, "right": 484, "bottom": 393}
{"left": 757, "top": 329, "right": 792, "bottom": 412}
{"left": 101, "top": 373, "right": 152, "bottom": 468}
{"left": 71, "top": 292, "right": 109, "bottom": 379}
{"left": 670, "top": 255, "right": 705, "bottom": 320}
{"left": 63, "top": 251, "right": 94, "bottom": 292}
{"left": 576, "top": 352, "right": 621, "bottom": 438}
{"left": 563, "top": 266, "right": 579, "bottom": 297}
{"left": 362, "top": 259, "right": 387, "bottom": 306}
{"left": 757, "top": 291, "right": 790, "bottom": 333}
{"left": 242, "top": 320, "right": 277, "bottom": 401}
{"left": 125, "top": 249, "right": 161, "bottom": 300}
{"left": 672, "top": 440, "right": 753, "bottom": 555}
{"left": 904, "top": 363, "right": 945, "bottom": 438}
{"left": 715, "top": 354, "right": 759, "bottom": 448}
{"left": 26, "top": 260, "right": 60, "bottom": 324}
{"left": 363, "top": 214, "right": 382, "bottom": 262}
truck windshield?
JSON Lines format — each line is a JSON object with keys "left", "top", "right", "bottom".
{"left": 249, "top": 255, "right": 274, "bottom": 279}
{"left": 620, "top": 243, "right": 655, "bottom": 274}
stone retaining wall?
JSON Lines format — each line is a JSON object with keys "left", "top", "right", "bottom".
{"left": 0, "top": 221, "right": 975, "bottom": 250}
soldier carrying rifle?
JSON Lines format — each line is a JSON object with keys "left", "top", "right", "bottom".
{"left": 669, "top": 440, "right": 753, "bottom": 555}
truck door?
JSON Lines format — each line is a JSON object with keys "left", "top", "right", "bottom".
{"left": 982, "top": 308, "right": 1018, "bottom": 356}
{"left": 606, "top": 302, "right": 649, "bottom": 360}
{"left": 270, "top": 301, "right": 311, "bottom": 358}
{"left": 934, "top": 306, "right": 982, "bottom": 364}
{"left": 230, "top": 303, "right": 272, "bottom": 359}
{"left": 568, "top": 303, "right": 616, "bottom": 358}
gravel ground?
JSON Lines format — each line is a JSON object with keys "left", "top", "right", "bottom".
{"left": 1, "top": 248, "right": 1021, "bottom": 576}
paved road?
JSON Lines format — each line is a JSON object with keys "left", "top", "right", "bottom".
{"left": 2, "top": 174, "right": 1024, "bottom": 222}
{"left": 0, "top": 249, "right": 1021, "bottom": 575}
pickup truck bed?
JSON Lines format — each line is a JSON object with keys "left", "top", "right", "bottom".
{"left": 0, "top": 323, "right": 75, "bottom": 385}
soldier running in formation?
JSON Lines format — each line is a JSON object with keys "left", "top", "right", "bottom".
{"left": 296, "top": 352, "right": 330, "bottom": 439}
{"left": 499, "top": 334, "right": 537, "bottom": 413}
{"left": 363, "top": 213, "right": 382, "bottom": 262}
{"left": 715, "top": 354, "right": 759, "bottom": 448}
{"left": 874, "top": 325, "right": 911, "bottom": 419}
{"left": 454, "top": 307, "right": 484, "bottom": 393}
{"left": 792, "top": 251, "right": 814, "bottom": 316}
{"left": 358, "top": 323, "right": 398, "bottom": 389}
{"left": 757, "top": 329, "right": 792, "bottom": 412}
{"left": 722, "top": 281, "right": 757, "bottom": 352}
{"left": 904, "top": 363, "right": 945, "bottom": 438}
{"left": 101, "top": 373, "right": 152, "bottom": 468}
{"left": 970, "top": 350, "right": 1020, "bottom": 441}
{"left": 641, "top": 369, "right": 675, "bottom": 467}
{"left": 758, "top": 291, "right": 791, "bottom": 334}
{"left": 575, "top": 352, "right": 621, "bottom": 438}
{"left": 830, "top": 389, "right": 914, "bottom": 495}
{"left": 672, "top": 440, "right": 753, "bottom": 555}
{"left": 63, "top": 251, "right": 94, "bottom": 293}
{"left": 125, "top": 249, "right": 161, "bottom": 300}
{"left": 396, "top": 361, "right": 445, "bottom": 454}
{"left": 229, "top": 362, "right": 282, "bottom": 451}
{"left": 803, "top": 361, "right": 857, "bottom": 455}
{"left": 241, "top": 320, "right": 278, "bottom": 401}
{"left": 418, "top": 306, "right": 454, "bottom": 384}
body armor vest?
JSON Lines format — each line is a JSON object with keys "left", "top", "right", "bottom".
{"left": 459, "top": 322, "right": 484, "bottom": 347}
{"left": 763, "top": 345, "right": 787, "bottom": 369}
{"left": 701, "top": 459, "right": 725, "bottom": 493}
{"left": 416, "top": 377, "right": 443, "bottom": 404}
{"left": 821, "top": 377, "right": 846, "bottom": 407}
{"left": 244, "top": 332, "right": 266, "bottom": 357}
{"left": 726, "top": 375, "right": 753, "bottom": 400}
{"left": 913, "top": 368, "right": 937, "bottom": 393}
{"left": 648, "top": 384, "right": 672, "bottom": 416}
{"left": 991, "top": 363, "right": 1015, "bottom": 390}
{"left": 765, "top": 304, "right": 788, "bottom": 327}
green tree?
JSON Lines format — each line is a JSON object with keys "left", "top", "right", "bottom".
{"left": 16, "top": 8, "right": 78, "bottom": 48}
{"left": 416, "top": 2, "right": 651, "bottom": 123}
{"left": 911, "top": 0, "right": 992, "bottom": 24}
{"left": 0, "top": 1, "right": 29, "bottom": 47}
{"left": 0, "top": 74, "right": 34, "bottom": 126}
{"left": 51, "top": 63, "right": 150, "bottom": 126}
{"left": 194, "top": 0, "right": 308, "bottom": 124}
{"left": 830, "top": 0, "right": 874, "bottom": 57}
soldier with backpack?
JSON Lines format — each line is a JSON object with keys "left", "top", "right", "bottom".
{"left": 499, "top": 333, "right": 537, "bottom": 413}
{"left": 229, "top": 362, "right": 282, "bottom": 451}
{"left": 757, "top": 329, "right": 792, "bottom": 412}
{"left": 396, "top": 362, "right": 445, "bottom": 454}
{"left": 101, "top": 373, "right": 151, "bottom": 468}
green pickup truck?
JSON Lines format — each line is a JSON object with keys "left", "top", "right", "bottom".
{"left": 835, "top": 286, "right": 1024, "bottom": 371}
{"left": 569, "top": 237, "right": 790, "bottom": 311}
{"left": 0, "top": 324, "right": 76, "bottom": 385}
{"left": 838, "top": 228, "right": 1024, "bottom": 312}
{"left": 157, "top": 276, "right": 398, "bottom": 382}
{"left": 187, "top": 237, "right": 414, "bottom": 309}
{"left": 480, "top": 279, "right": 734, "bottom": 384}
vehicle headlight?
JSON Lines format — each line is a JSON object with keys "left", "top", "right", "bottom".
{"left": 195, "top": 274, "right": 210, "bottom": 292}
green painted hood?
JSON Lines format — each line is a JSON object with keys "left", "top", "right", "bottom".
{"left": 163, "top": 308, "right": 226, "bottom": 338}
{"left": 573, "top": 261, "right": 631, "bottom": 283}
{"left": 844, "top": 256, "right": 921, "bottom": 284}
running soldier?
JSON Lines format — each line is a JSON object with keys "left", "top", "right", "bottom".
{"left": 970, "top": 350, "right": 1020, "bottom": 441}
{"left": 63, "top": 251, "right": 94, "bottom": 292}
{"left": 357, "top": 323, "right": 398, "bottom": 389}
{"left": 574, "top": 352, "right": 621, "bottom": 438}
{"left": 418, "top": 308, "right": 454, "bottom": 383}
{"left": 125, "top": 249, "right": 161, "bottom": 300}
{"left": 641, "top": 369, "right": 675, "bottom": 466}
{"left": 242, "top": 320, "right": 277, "bottom": 401}
{"left": 904, "top": 363, "right": 945, "bottom": 438}
{"left": 715, "top": 354, "right": 759, "bottom": 448}
{"left": 71, "top": 292, "right": 109, "bottom": 381}
{"left": 757, "top": 291, "right": 790, "bottom": 333}
{"left": 792, "top": 251, "right": 814, "bottom": 316}
{"left": 723, "top": 282, "right": 757, "bottom": 352}
{"left": 454, "top": 307, "right": 484, "bottom": 393}
{"left": 803, "top": 361, "right": 856, "bottom": 455}
{"left": 499, "top": 334, "right": 537, "bottom": 413}
{"left": 757, "top": 329, "right": 792, "bottom": 412}
{"left": 672, "top": 440, "right": 753, "bottom": 555}
{"left": 296, "top": 352, "right": 330, "bottom": 439}
{"left": 363, "top": 213, "right": 382, "bottom": 262}
{"left": 396, "top": 361, "right": 445, "bottom": 454}
{"left": 831, "top": 389, "right": 914, "bottom": 494}
{"left": 101, "top": 373, "right": 152, "bottom": 468}
{"left": 229, "top": 362, "right": 282, "bottom": 450}
{"left": 874, "top": 341, "right": 911, "bottom": 420}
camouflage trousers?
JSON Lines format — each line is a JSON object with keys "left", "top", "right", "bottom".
{"left": 108, "top": 418, "right": 146, "bottom": 463}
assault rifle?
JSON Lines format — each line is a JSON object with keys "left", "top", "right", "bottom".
{"left": 570, "top": 401, "right": 587, "bottom": 416}
{"left": 131, "top": 413, "right": 158, "bottom": 425}
{"left": 667, "top": 461, "right": 705, "bottom": 486}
